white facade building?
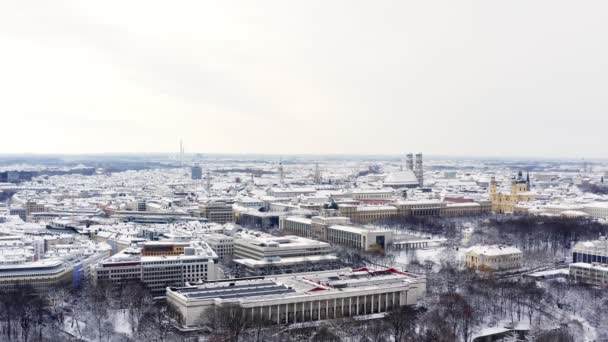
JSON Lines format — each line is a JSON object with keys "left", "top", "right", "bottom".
{"left": 202, "top": 233, "right": 235, "bottom": 260}
{"left": 570, "top": 263, "right": 608, "bottom": 286}
{"left": 93, "top": 241, "right": 219, "bottom": 295}
{"left": 326, "top": 225, "right": 393, "bottom": 251}
{"left": 167, "top": 267, "right": 426, "bottom": 328}
{"left": 465, "top": 245, "right": 522, "bottom": 272}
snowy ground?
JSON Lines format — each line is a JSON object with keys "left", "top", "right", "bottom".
{"left": 394, "top": 246, "right": 464, "bottom": 265}
{"left": 62, "top": 309, "right": 133, "bottom": 341}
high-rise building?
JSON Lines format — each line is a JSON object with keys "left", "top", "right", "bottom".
{"left": 191, "top": 166, "right": 202, "bottom": 180}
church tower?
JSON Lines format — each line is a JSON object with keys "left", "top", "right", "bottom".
{"left": 489, "top": 176, "right": 498, "bottom": 202}
{"left": 414, "top": 153, "right": 423, "bottom": 187}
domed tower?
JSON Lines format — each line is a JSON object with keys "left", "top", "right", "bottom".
{"left": 511, "top": 170, "right": 529, "bottom": 195}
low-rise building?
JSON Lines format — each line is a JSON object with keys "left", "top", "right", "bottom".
{"left": 166, "top": 267, "right": 426, "bottom": 328}
{"left": 326, "top": 225, "right": 393, "bottom": 251}
{"left": 440, "top": 201, "right": 491, "bottom": 217}
{"left": 0, "top": 238, "right": 110, "bottom": 290}
{"left": 200, "top": 201, "right": 234, "bottom": 224}
{"left": 267, "top": 188, "right": 316, "bottom": 198}
{"left": 0, "top": 259, "right": 73, "bottom": 290}
{"left": 465, "top": 245, "right": 522, "bottom": 272}
{"left": 234, "top": 234, "right": 331, "bottom": 260}
{"left": 280, "top": 217, "right": 314, "bottom": 238}
{"left": 280, "top": 215, "right": 352, "bottom": 241}
{"left": 572, "top": 238, "right": 608, "bottom": 264}
{"left": 93, "top": 241, "right": 219, "bottom": 295}
{"left": 234, "top": 254, "right": 341, "bottom": 276}
{"left": 583, "top": 203, "right": 608, "bottom": 219}
{"left": 202, "top": 233, "right": 234, "bottom": 260}
{"left": 395, "top": 200, "right": 445, "bottom": 217}
{"left": 350, "top": 189, "right": 394, "bottom": 202}
{"left": 339, "top": 205, "right": 399, "bottom": 224}
{"left": 232, "top": 233, "right": 336, "bottom": 276}
{"left": 569, "top": 263, "right": 608, "bottom": 287}
{"left": 236, "top": 210, "right": 283, "bottom": 229}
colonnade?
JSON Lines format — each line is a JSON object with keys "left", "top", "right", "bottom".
{"left": 245, "top": 291, "right": 406, "bottom": 325}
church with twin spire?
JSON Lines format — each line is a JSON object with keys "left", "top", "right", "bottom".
{"left": 489, "top": 171, "right": 536, "bottom": 213}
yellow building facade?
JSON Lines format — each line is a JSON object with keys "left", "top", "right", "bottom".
{"left": 489, "top": 171, "right": 535, "bottom": 213}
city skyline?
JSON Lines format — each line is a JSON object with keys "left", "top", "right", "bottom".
{"left": 2, "top": 1, "right": 607, "bottom": 157}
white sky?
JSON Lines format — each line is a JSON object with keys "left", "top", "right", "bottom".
{"left": 1, "top": 1, "right": 607, "bottom": 158}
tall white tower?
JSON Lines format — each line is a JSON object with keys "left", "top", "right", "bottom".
{"left": 314, "top": 163, "right": 321, "bottom": 184}
{"left": 179, "top": 140, "right": 184, "bottom": 167}
{"left": 206, "top": 171, "right": 211, "bottom": 193}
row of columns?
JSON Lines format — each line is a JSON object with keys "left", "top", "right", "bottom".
{"left": 246, "top": 291, "right": 405, "bottom": 325}
{"left": 392, "top": 241, "right": 429, "bottom": 250}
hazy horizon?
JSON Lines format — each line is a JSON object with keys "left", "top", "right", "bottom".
{"left": 0, "top": 152, "right": 605, "bottom": 163}
{"left": 2, "top": 1, "right": 607, "bottom": 158}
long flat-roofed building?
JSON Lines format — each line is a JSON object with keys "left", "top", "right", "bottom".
{"left": 440, "top": 201, "right": 491, "bottom": 217}
{"left": 583, "top": 203, "right": 608, "bottom": 219}
{"left": 280, "top": 217, "right": 314, "bottom": 238}
{"left": 232, "top": 233, "right": 336, "bottom": 276}
{"left": 338, "top": 204, "right": 399, "bottom": 224}
{"left": 569, "top": 237, "right": 608, "bottom": 286}
{"left": 267, "top": 188, "right": 316, "bottom": 198}
{"left": 572, "top": 238, "right": 608, "bottom": 264}
{"left": 569, "top": 262, "right": 608, "bottom": 286}
{"left": 0, "top": 259, "right": 73, "bottom": 290}
{"left": 234, "top": 254, "right": 341, "bottom": 276}
{"left": 234, "top": 234, "right": 332, "bottom": 260}
{"left": 0, "top": 233, "right": 111, "bottom": 290}
{"left": 280, "top": 215, "right": 352, "bottom": 241}
{"left": 350, "top": 189, "right": 394, "bottom": 202}
{"left": 395, "top": 200, "right": 445, "bottom": 216}
{"left": 166, "top": 267, "right": 426, "bottom": 328}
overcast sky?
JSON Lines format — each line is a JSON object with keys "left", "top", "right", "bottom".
{"left": 1, "top": 1, "right": 607, "bottom": 158}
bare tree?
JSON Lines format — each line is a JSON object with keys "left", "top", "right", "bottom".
{"left": 122, "top": 282, "right": 154, "bottom": 337}
{"left": 87, "top": 283, "right": 111, "bottom": 341}
{"left": 435, "top": 293, "right": 478, "bottom": 342}
{"left": 139, "top": 302, "right": 176, "bottom": 342}
{"left": 384, "top": 306, "right": 422, "bottom": 342}
{"left": 241, "top": 317, "right": 276, "bottom": 342}
{"left": 311, "top": 326, "right": 341, "bottom": 342}
{"left": 203, "top": 304, "right": 249, "bottom": 342}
